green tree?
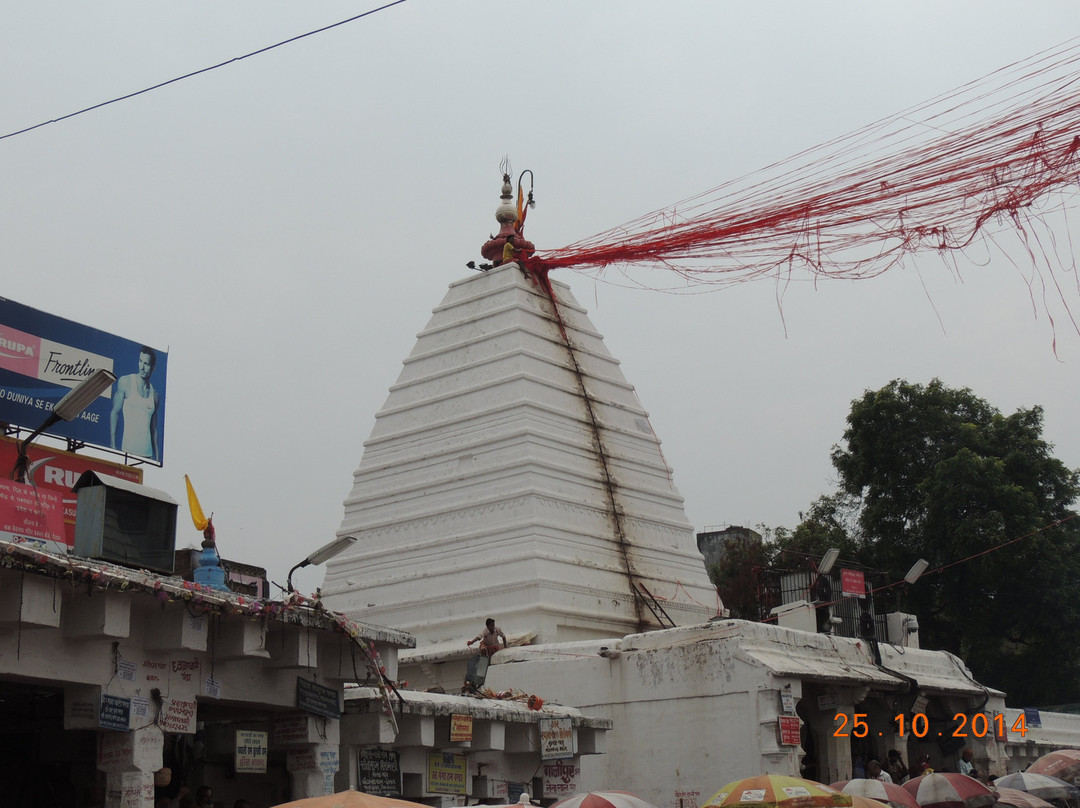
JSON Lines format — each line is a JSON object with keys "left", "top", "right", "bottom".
{"left": 705, "top": 526, "right": 773, "bottom": 620}
{"left": 819, "top": 378, "right": 1080, "bottom": 705}
{"left": 775, "top": 493, "right": 863, "bottom": 562}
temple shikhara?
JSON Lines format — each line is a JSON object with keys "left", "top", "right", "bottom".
{"left": 321, "top": 259, "right": 718, "bottom": 647}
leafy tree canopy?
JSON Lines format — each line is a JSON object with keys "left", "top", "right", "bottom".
{"left": 815, "top": 378, "right": 1080, "bottom": 705}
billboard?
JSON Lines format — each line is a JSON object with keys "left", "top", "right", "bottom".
{"left": 0, "top": 436, "right": 143, "bottom": 551}
{"left": 0, "top": 297, "right": 168, "bottom": 463}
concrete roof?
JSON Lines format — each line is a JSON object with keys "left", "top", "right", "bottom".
{"left": 492, "top": 618, "right": 997, "bottom": 698}
{"left": 0, "top": 538, "right": 415, "bottom": 647}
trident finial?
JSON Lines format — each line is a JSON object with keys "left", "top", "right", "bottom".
{"left": 479, "top": 160, "right": 536, "bottom": 269}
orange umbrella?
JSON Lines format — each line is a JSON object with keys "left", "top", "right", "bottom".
{"left": 705, "top": 775, "right": 852, "bottom": 808}
{"left": 272, "top": 790, "right": 432, "bottom": 808}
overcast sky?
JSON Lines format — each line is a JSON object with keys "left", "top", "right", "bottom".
{"left": 4, "top": 2, "right": 1079, "bottom": 595}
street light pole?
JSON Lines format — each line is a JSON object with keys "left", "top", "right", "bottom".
{"left": 11, "top": 368, "right": 117, "bottom": 483}
{"left": 287, "top": 535, "right": 357, "bottom": 593}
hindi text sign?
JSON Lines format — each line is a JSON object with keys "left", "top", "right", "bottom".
{"left": 450, "top": 714, "right": 473, "bottom": 743}
{"left": 359, "top": 749, "right": 402, "bottom": 797}
{"left": 542, "top": 760, "right": 581, "bottom": 798}
{"left": 427, "top": 752, "right": 467, "bottom": 795}
{"left": 297, "top": 678, "right": 341, "bottom": 720}
{"left": 539, "top": 717, "right": 576, "bottom": 760}
{"left": 235, "top": 730, "right": 268, "bottom": 774}
{"left": 778, "top": 715, "right": 802, "bottom": 746}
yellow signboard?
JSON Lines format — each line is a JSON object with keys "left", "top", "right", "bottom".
{"left": 427, "top": 752, "right": 467, "bottom": 795}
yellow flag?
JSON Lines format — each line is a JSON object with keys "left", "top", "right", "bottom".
{"left": 185, "top": 474, "right": 209, "bottom": 532}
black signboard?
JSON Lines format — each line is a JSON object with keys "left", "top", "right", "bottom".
{"left": 359, "top": 748, "right": 402, "bottom": 797}
{"left": 99, "top": 694, "right": 131, "bottom": 731}
{"left": 296, "top": 678, "right": 340, "bottom": 720}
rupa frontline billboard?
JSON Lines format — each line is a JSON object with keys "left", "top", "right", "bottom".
{"left": 0, "top": 297, "right": 168, "bottom": 463}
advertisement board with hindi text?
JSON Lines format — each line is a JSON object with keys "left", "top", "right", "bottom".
{"left": 0, "top": 297, "right": 169, "bottom": 463}
{"left": 0, "top": 435, "right": 142, "bottom": 551}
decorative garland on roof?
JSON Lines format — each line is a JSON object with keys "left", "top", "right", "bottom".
{"left": 0, "top": 539, "right": 387, "bottom": 650}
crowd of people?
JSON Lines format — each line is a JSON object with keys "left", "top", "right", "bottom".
{"left": 854, "top": 747, "right": 982, "bottom": 784}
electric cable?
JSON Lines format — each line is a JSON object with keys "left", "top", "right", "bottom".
{"left": 0, "top": 0, "right": 409, "bottom": 142}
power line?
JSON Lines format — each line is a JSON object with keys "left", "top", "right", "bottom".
{"left": 0, "top": 0, "right": 409, "bottom": 142}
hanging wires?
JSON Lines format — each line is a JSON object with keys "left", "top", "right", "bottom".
{"left": 525, "top": 36, "right": 1080, "bottom": 343}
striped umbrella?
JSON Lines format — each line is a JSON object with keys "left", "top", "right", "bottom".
{"left": 705, "top": 775, "right": 852, "bottom": 808}
{"left": 994, "top": 787, "right": 1055, "bottom": 808}
{"left": 551, "top": 792, "right": 662, "bottom": 808}
{"left": 901, "top": 773, "right": 996, "bottom": 808}
{"left": 829, "top": 780, "right": 920, "bottom": 808}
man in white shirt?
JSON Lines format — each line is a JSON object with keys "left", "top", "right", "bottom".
{"left": 867, "top": 759, "right": 893, "bottom": 783}
{"left": 959, "top": 749, "right": 979, "bottom": 778}
{"left": 467, "top": 618, "right": 507, "bottom": 656}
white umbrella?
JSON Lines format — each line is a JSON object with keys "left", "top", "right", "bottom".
{"left": 901, "top": 773, "right": 996, "bottom": 808}
{"left": 996, "top": 773, "right": 1079, "bottom": 802}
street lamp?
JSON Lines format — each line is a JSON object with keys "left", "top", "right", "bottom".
{"left": 12, "top": 368, "right": 117, "bottom": 483}
{"left": 286, "top": 535, "right": 357, "bottom": 592}
{"left": 904, "top": 558, "right": 930, "bottom": 584}
{"left": 818, "top": 547, "right": 840, "bottom": 575}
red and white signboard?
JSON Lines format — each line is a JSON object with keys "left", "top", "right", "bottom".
{"left": 840, "top": 568, "right": 866, "bottom": 599}
{"left": 0, "top": 436, "right": 142, "bottom": 549}
{"left": 0, "top": 477, "right": 66, "bottom": 552}
{"left": 778, "top": 715, "right": 802, "bottom": 746}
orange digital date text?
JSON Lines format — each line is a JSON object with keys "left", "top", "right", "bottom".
{"left": 833, "top": 712, "right": 1027, "bottom": 739}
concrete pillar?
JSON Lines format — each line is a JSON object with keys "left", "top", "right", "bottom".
{"left": 281, "top": 716, "right": 341, "bottom": 799}
{"left": 287, "top": 742, "right": 342, "bottom": 799}
{"left": 806, "top": 702, "right": 854, "bottom": 785}
{"left": 105, "top": 772, "right": 155, "bottom": 808}
{"left": 98, "top": 725, "right": 164, "bottom": 808}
